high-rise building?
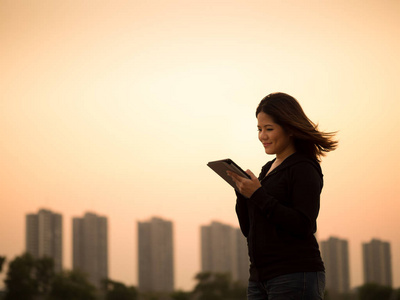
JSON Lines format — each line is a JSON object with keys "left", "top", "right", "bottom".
{"left": 138, "top": 217, "right": 174, "bottom": 293}
{"left": 201, "top": 221, "right": 249, "bottom": 284}
{"left": 25, "top": 208, "right": 63, "bottom": 273}
{"left": 320, "top": 237, "right": 350, "bottom": 294}
{"left": 363, "top": 238, "right": 392, "bottom": 287}
{"left": 73, "top": 212, "right": 108, "bottom": 288}
{"left": 236, "top": 227, "right": 249, "bottom": 284}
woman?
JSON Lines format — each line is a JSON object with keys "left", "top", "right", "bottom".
{"left": 227, "top": 92, "right": 337, "bottom": 299}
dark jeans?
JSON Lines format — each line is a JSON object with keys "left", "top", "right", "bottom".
{"left": 247, "top": 272, "right": 325, "bottom": 300}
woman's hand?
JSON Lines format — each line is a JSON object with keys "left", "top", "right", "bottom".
{"left": 227, "top": 169, "right": 261, "bottom": 198}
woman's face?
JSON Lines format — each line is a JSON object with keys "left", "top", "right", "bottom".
{"left": 257, "top": 112, "right": 295, "bottom": 159}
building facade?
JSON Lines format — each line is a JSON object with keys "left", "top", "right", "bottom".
{"left": 363, "top": 238, "right": 392, "bottom": 287}
{"left": 320, "top": 237, "right": 350, "bottom": 294}
{"left": 201, "top": 221, "right": 249, "bottom": 284}
{"left": 26, "top": 209, "right": 63, "bottom": 273}
{"left": 138, "top": 217, "right": 174, "bottom": 293}
{"left": 236, "top": 228, "right": 249, "bottom": 284}
{"left": 73, "top": 212, "right": 108, "bottom": 288}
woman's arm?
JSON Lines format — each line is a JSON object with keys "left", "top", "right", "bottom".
{"left": 250, "top": 162, "right": 322, "bottom": 237}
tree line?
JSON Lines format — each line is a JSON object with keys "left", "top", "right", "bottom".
{"left": 1, "top": 254, "right": 400, "bottom": 300}
{"left": 0, "top": 253, "right": 247, "bottom": 300}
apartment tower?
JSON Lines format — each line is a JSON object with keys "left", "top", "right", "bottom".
{"left": 73, "top": 212, "right": 108, "bottom": 288}
{"left": 363, "top": 238, "right": 392, "bottom": 287}
{"left": 201, "top": 221, "right": 249, "bottom": 284}
{"left": 138, "top": 217, "right": 174, "bottom": 293}
{"left": 26, "top": 208, "right": 63, "bottom": 273}
{"left": 236, "top": 228, "right": 249, "bottom": 284}
{"left": 320, "top": 237, "right": 350, "bottom": 294}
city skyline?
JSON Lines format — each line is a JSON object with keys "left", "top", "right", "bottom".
{"left": 14, "top": 208, "right": 399, "bottom": 291}
{"left": 1, "top": 0, "right": 399, "bottom": 292}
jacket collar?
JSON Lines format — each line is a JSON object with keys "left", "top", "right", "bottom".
{"left": 260, "top": 152, "right": 322, "bottom": 179}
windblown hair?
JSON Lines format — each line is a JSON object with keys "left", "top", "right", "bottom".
{"left": 256, "top": 92, "right": 338, "bottom": 162}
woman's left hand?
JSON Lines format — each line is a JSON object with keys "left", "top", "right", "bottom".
{"left": 227, "top": 169, "right": 261, "bottom": 198}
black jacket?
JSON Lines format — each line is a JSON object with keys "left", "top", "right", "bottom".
{"left": 235, "top": 152, "right": 325, "bottom": 282}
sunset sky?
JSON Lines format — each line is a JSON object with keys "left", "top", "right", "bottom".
{"left": 1, "top": 0, "right": 399, "bottom": 291}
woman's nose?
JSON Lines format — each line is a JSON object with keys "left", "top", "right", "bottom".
{"left": 260, "top": 130, "right": 268, "bottom": 140}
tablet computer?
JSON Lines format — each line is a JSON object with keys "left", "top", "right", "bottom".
{"left": 207, "top": 159, "right": 250, "bottom": 190}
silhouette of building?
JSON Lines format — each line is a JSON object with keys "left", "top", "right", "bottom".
{"left": 236, "top": 227, "right": 249, "bottom": 284}
{"left": 73, "top": 212, "right": 108, "bottom": 288}
{"left": 201, "top": 221, "right": 249, "bottom": 284}
{"left": 363, "top": 238, "right": 392, "bottom": 287}
{"left": 138, "top": 217, "right": 174, "bottom": 293}
{"left": 26, "top": 208, "right": 63, "bottom": 273}
{"left": 320, "top": 236, "right": 350, "bottom": 294}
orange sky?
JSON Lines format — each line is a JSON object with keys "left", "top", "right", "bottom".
{"left": 1, "top": 0, "right": 400, "bottom": 291}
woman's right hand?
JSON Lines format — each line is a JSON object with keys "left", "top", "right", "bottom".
{"left": 227, "top": 169, "right": 261, "bottom": 198}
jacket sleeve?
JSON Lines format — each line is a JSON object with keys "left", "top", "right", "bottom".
{"left": 235, "top": 191, "right": 250, "bottom": 237}
{"left": 249, "top": 162, "right": 322, "bottom": 237}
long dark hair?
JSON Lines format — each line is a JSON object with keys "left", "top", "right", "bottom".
{"left": 256, "top": 92, "right": 338, "bottom": 162}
